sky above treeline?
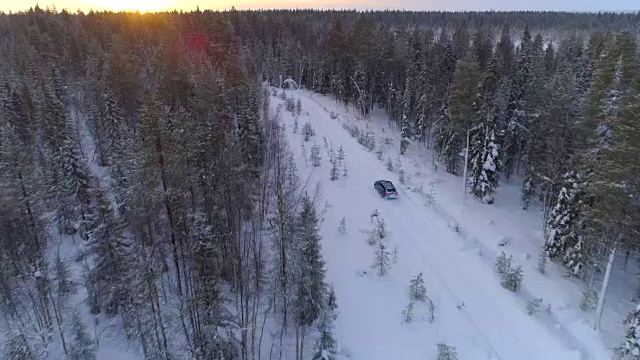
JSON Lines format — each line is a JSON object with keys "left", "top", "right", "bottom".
{"left": 0, "top": 0, "right": 637, "bottom": 13}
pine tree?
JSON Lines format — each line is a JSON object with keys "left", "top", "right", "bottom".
{"left": 402, "top": 302, "right": 415, "bottom": 323}
{"left": 311, "top": 143, "right": 321, "bottom": 167}
{"left": 524, "top": 50, "right": 581, "bottom": 212}
{"left": 526, "top": 298, "right": 543, "bottom": 316}
{"left": 302, "top": 121, "right": 315, "bottom": 141}
{"left": 502, "top": 264, "right": 524, "bottom": 292}
{"left": 400, "top": 75, "right": 414, "bottom": 155}
{"left": 237, "top": 85, "right": 264, "bottom": 178}
{"left": 294, "top": 195, "right": 326, "bottom": 328}
{"left": 337, "top": 145, "right": 346, "bottom": 163}
{"left": 495, "top": 251, "right": 523, "bottom": 292}
{"left": 85, "top": 182, "right": 131, "bottom": 315}
{"left": 368, "top": 216, "right": 387, "bottom": 246}
{"left": 54, "top": 254, "right": 77, "bottom": 302}
{"left": 495, "top": 251, "right": 510, "bottom": 276}
{"left": 386, "top": 157, "right": 394, "bottom": 171}
{"left": 408, "top": 273, "right": 427, "bottom": 302}
{"left": 426, "top": 297, "right": 436, "bottom": 323}
{"left": 101, "top": 92, "right": 126, "bottom": 167}
{"left": 439, "top": 51, "right": 480, "bottom": 175}
{"left": 618, "top": 305, "right": 640, "bottom": 358}
{"left": 502, "top": 28, "right": 535, "bottom": 180}
{"left": 436, "top": 342, "right": 458, "bottom": 360}
{"left": 585, "top": 33, "right": 640, "bottom": 236}
{"left": 327, "top": 284, "right": 338, "bottom": 320}
{"left": 67, "top": 313, "right": 96, "bottom": 360}
{"left": 544, "top": 171, "right": 588, "bottom": 277}
{"left": 338, "top": 217, "right": 347, "bottom": 235}
{"left": 468, "top": 55, "right": 501, "bottom": 204}
{"left": 57, "top": 134, "right": 93, "bottom": 235}
{"left": 385, "top": 244, "right": 394, "bottom": 265}
{"left": 294, "top": 196, "right": 327, "bottom": 360}
{"left": 2, "top": 329, "right": 34, "bottom": 360}
{"left": 40, "top": 83, "right": 92, "bottom": 235}
{"left": 329, "top": 147, "right": 339, "bottom": 180}
{"left": 312, "top": 288, "right": 338, "bottom": 360}
{"left": 496, "top": 25, "right": 515, "bottom": 78}
{"left": 537, "top": 248, "right": 548, "bottom": 274}
{"left": 468, "top": 124, "right": 499, "bottom": 204}
{"left": 372, "top": 241, "right": 391, "bottom": 276}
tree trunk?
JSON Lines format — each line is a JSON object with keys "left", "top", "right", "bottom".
{"left": 299, "top": 327, "right": 306, "bottom": 360}
{"left": 595, "top": 243, "right": 616, "bottom": 331}
{"left": 48, "top": 288, "right": 68, "bottom": 355}
{"left": 462, "top": 126, "right": 470, "bottom": 198}
{"left": 624, "top": 250, "right": 630, "bottom": 273}
{"left": 154, "top": 133, "right": 183, "bottom": 297}
{"left": 295, "top": 324, "right": 300, "bottom": 360}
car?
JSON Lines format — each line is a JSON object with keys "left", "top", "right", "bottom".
{"left": 374, "top": 180, "right": 398, "bottom": 199}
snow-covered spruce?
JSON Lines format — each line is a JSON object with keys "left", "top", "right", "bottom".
{"left": 397, "top": 169, "right": 405, "bottom": 185}
{"left": 67, "top": 313, "right": 97, "bottom": 360}
{"left": 392, "top": 244, "right": 399, "bottom": 264}
{"left": 357, "top": 130, "right": 376, "bottom": 152}
{"left": 338, "top": 217, "right": 347, "bottom": 235}
{"left": 386, "top": 157, "right": 394, "bottom": 171}
{"left": 310, "top": 143, "right": 322, "bottom": 167}
{"left": 296, "top": 98, "right": 302, "bottom": 116}
{"left": 426, "top": 297, "right": 436, "bottom": 323}
{"left": 537, "top": 248, "right": 548, "bottom": 274}
{"left": 301, "top": 142, "right": 308, "bottom": 165}
{"left": 312, "top": 287, "right": 338, "bottom": 360}
{"left": 408, "top": 272, "right": 427, "bottom": 302}
{"left": 402, "top": 302, "right": 415, "bottom": 323}
{"left": 372, "top": 241, "right": 392, "bottom": 277}
{"left": 374, "top": 144, "right": 383, "bottom": 160}
{"left": 526, "top": 298, "right": 543, "bottom": 316}
{"left": 285, "top": 96, "right": 296, "bottom": 112}
{"left": 368, "top": 215, "right": 387, "bottom": 246}
{"left": 294, "top": 195, "right": 327, "bottom": 360}
{"left": 521, "top": 176, "right": 534, "bottom": 210}
{"left": 370, "top": 208, "right": 380, "bottom": 223}
{"left": 495, "top": 252, "right": 523, "bottom": 292}
{"left": 467, "top": 124, "right": 500, "bottom": 204}
{"left": 302, "top": 121, "right": 315, "bottom": 141}
{"left": 503, "top": 265, "right": 524, "bottom": 292}
{"left": 436, "top": 342, "right": 458, "bottom": 360}
{"left": 617, "top": 304, "right": 640, "bottom": 359}
{"left": 329, "top": 147, "right": 339, "bottom": 181}
{"left": 545, "top": 303, "right": 553, "bottom": 316}
{"left": 544, "top": 171, "right": 587, "bottom": 277}
{"left": 579, "top": 288, "right": 598, "bottom": 312}
{"left": 337, "top": 145, "right": 346, "bottom": 163}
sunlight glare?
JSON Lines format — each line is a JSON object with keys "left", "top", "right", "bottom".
{"left": 92, "top": 0, "right": 173, "bottom": 12}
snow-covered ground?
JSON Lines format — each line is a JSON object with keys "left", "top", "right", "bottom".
{"left": 271, "top": 88, "right": 630, "bottom": 360}
{"left": 26, "top": 87, "right": 631, "bottom": 360}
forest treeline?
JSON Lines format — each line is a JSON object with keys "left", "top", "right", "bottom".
{"left": 0, "top": 6, "right": 639, "bottom": 359}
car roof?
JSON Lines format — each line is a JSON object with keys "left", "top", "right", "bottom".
{"left": 379, "top": 180, "right": 395, "bottom": 187}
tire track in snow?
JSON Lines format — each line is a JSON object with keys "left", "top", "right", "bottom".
{"left": 298, "top": 93, "right": 521, "bottom": 358}
{"left": 296, "top": 90, "right": 595, "bottom": 360}
{"left": 413, "top": 191, "right": 595, "bottom": 360}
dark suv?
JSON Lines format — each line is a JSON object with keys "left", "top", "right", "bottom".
{"left": 374, "top": 180, "right": 398, "bottom": 199}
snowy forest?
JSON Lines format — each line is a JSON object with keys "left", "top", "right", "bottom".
{"left": 0, "top": 6, "right": 640, "bottom": 360}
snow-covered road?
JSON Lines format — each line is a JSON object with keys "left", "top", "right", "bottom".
{"left": 274, "top": 89, "right": 610, "bottom": 360}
